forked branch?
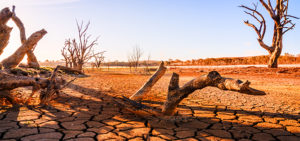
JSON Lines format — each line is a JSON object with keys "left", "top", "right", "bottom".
{"left": 117, "top": 71, "right": 265, "bottom": 117}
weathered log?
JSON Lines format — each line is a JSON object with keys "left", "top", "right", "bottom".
{"left": 1, "top": 29, "right": 47, "bottom": 69}
{"left": 129, "top": 62, "right": 167, "bottom": 101}
{"left": 40, "top": 66, "right": 65, "bottom": 105}
{"left": 162, "top": 71, "right": 265, "bottom": 115}
{"left": 57, "top": 65, "right": 84, "bottom": 75}
{"left": 117, "top": 71, "right": 266, "bottom": 117}
{"left": 0, "top": 70, "right": 46, "bottom": 105}
{"left": 0, "top": 66, "right": 73, "bottom": 105}
{"left": 0, "top": 7, "right": 13, "bottom": 55}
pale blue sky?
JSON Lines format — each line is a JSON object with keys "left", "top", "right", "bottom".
{"left": 0, "top": 0, "right": 299, "bottom": 62}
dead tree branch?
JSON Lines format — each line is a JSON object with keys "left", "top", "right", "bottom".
{"left": 129, "top": 61, "right": 167, "bottom": 101}
{"left": 117, "top": 71, "right": 265, "bottom": 117}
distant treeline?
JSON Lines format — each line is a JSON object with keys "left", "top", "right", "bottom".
{"left": 39, "top": 53, "right": 300, "bottom": 67}
{"left": 169, "top": 53, "right": 300, "bottom": 66}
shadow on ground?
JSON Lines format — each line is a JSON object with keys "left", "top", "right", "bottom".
{"left": 0, "top": 82, "right": 299, "bottom": 141}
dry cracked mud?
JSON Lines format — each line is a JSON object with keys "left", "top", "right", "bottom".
{"left": 0, "top": 71, "right": 299, "bottom": 141}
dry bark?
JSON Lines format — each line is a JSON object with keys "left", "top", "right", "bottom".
{"left": 1, "top": 29, "right": 47, "bottom": 69}
{"left": 0, "top": 7, "right": 13, "bottom": 55}
{"left": 129, "top": 61, "right": 167, "bottom": 101}
{"left": 117, "top": 71, "right": 265, "bottom": 117}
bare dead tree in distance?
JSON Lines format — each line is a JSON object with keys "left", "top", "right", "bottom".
{"left": 92, "top": 51, "right": 105, "bottom": 69}
{"left": 127, "top": 54, "right": 134, "bottom": 72}
{"left": 130, "top": 45, "right": 143, "bottom": 70}
{"left": 240, "top": 0, "right": 298, "bottom": 68}
{"left": 74, "top": 21, "right": 99, "bottom": 70}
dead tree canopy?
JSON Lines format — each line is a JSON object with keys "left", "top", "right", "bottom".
{"left": 240, "top": 0, "right": 299, "bottom": 68}
{"left": 117, "top": 63, "right": 265, "bottom": 117}
{"left": 61, "top": 21, "right": 100, "bottom": 71}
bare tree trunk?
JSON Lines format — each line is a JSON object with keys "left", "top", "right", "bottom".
{"left": 268, "top": 28, "right": 283, "bottom": 68}
{"left": 129, "top": 62, "right": 167, "bottom": 101}
{"left": 1, "top": 29, "right": 47, "bottom": 69}
{"left": 0, "top": 7, "right": 13, "bottom": 55}
{"left": 268, "top": 47, "right": 281, "bottom": 68}
{"left": 77, "top": 63, "right": 83, "bottom": 71}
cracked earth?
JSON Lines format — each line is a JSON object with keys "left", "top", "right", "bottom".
{"left": 0, "top": 70, "right": 300, "bottom": 141}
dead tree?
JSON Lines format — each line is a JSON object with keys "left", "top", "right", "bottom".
{"left": 144, "top": 53, "right": 151, "bottom": 74}
{"left": 1, "top": 29, "right": 47, "bottom": 69}
{"left": 116, "top": 63, "right": 265, "bottom": 117}
{"left": 129, "top": 45, "right": 143, "bottom": 71}
{"left": 61, "top": 21, "right": 99, "bottom": 71}
{"left": 92, "top": 51, "right": 105, "bottom": 69}
{"left": 127, "top": 54, "right": 134, "bottom": 72}
{"left": 240, "top": 0, "right": 298, "bottom": 68}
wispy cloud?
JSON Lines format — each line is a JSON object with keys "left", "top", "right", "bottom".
{"left": 1, "top": 0, "right": 80, "bottom": 7}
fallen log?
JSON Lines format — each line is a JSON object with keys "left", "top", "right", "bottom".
{"left": 1, "top": 29, "right": 47, "bottom": 69}
{"left": 129, "top": 61, "right": 167, "bottom": 101}
{"left": 117, "top": 71, "right": 266, "bottom": 117}
{"left": 0, "top": 70, "right": 46, "bottom": 105}
{"left": 162, "top": 71, "right": 265, "bottom": 115}
{"left": 57, "top": 65, "right": 85, "bottom": 75}
{"left": 0, "top": 66, "right": 74, "bottom": 105}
